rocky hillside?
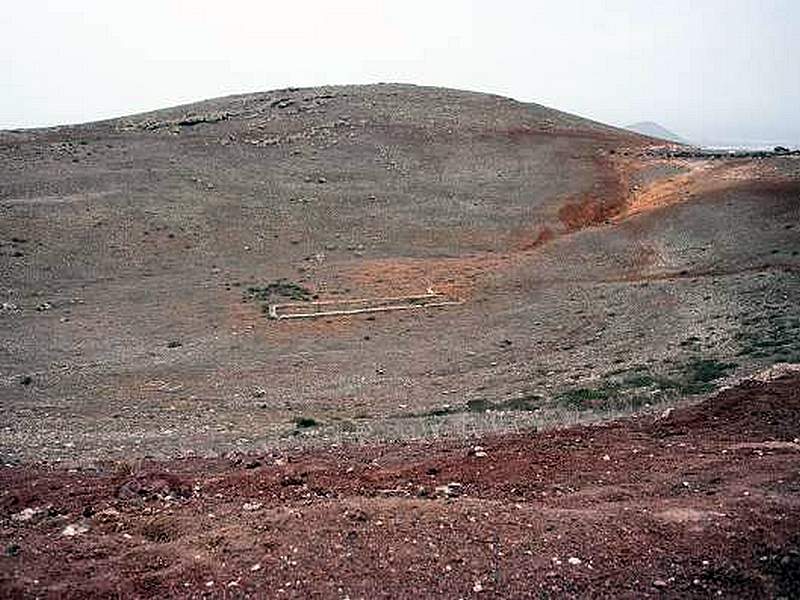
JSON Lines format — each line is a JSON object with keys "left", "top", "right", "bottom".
{"left": 0, "top": 84, "right": 798, "bottom": 464}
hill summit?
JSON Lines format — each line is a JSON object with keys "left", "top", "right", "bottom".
{"left": 624, "top": 120, "right": 687, "bottom": 144}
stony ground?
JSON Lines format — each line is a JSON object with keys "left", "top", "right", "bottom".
{"left": 1, "top": 372, "right": 799, "bottom": 598}
{"left": 2, "top": 84, "right": 799, "bottom": 463}
{"left": 1, "top": 84, "right": 800, "bottom": 597}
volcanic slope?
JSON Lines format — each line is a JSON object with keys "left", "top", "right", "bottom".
{"left": 1, "top": 84, "right": 799, "bottom": 464}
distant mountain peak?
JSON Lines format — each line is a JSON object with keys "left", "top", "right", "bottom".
{"left": 625, "top": 121, "right": 687, "bottom": 144}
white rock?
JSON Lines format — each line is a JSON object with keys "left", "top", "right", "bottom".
{"left": 435, "top": 482, "right": 464, "bottom": 498}
{"left": 12, "top": 507, "right": 40, "bottom": 522}
{"left": 62, "top": 523, "right": 89, "bottom": 537}
{"left": 568, "top": 557, "right": 582, "bottom": 566}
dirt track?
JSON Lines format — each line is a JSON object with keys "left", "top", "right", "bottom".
{"left": 2, "top": 373, "right": 799, "bottom": 598}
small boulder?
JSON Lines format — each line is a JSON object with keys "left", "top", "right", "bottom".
{"left": 62, "top": 523, "right": 89, "bottom": 537}
{"left": 434, "top": 482, "right": 464, "bottom": 498}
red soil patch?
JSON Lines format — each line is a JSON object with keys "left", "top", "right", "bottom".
{"left": 557, "top": 155, "right": 629, "bottom": 232}
{"left": 614, "top": 159, "right": 782, "bottom": 220}
{"left": 557, "top": 194, "right": 621, "bottom": 232}
{"left": 512, "top": 225, "right": 556, "bottom": 252}
{"left": 341, "top": 254, "right": 513, "bottom": 299}
{"left": 324, "top": 155, "right": 781, "bottom": 316}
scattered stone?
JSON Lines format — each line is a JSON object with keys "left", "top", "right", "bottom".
{"left": 166, "top": 341, "right": 182, "bottom": 348}
{"left": 35, "top": 302, "right": 52, "bottom": 312}
{"left": 471, "top": 446, "right": 488, "bottom": 458}
{"left": 11, "top": 507, "right": 41, "bottom": 522}
{"left": 376, "top": 488, "right": 409, "bottom": 497}
{"left": 568, "top": 557, "right": 582, "bottom": 566}
{"left": 62, "top": 523, "right": 89, "bottom": 537}
{"left": 281, "top": 474, "right": 306, "bottom": 487}
{"left": 652, "top": 579, "right": 668, "bottom": 588}
{"left": 5, "top": 544, "right": 20, "bottom": 557}
{"left": 243, "top": 502, "right": 263, "bottom": 511}
{"left": 750, "top": 363, "right": 800, "bottom": 383}
{"left": 345, "top": 508, "right": 369, "bottom": 522}
{"left": 317, "top": 176, "right": 327, "bottom": 184}
{"left": 19, "top": 375, "right": 32, "bottom": 386}
{"left": 117, "top": 472, "right": 191, "bottom": 501}
{"left": 250, "top": 563, "right": 262, "bottom": 572}
{"left": 176, "top": 112, "right": 230, "bottom": 127}
{"left": 434, "top": 482, "right": 464, "bottom": 498}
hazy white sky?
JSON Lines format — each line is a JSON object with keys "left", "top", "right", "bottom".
{"left": 2, "top": 0, "right": 798, "bottom": 145}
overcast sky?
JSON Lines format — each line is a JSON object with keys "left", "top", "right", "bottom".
{"left": 2, "top": 0, "right": 798, "bottom": 146}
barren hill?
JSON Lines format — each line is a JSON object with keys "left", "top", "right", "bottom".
{"left": 625, "top": 120, "right": 688, "bottom": 144}
{"left": 1, "top": 84, "right": 800, "bottom": 597}
{"left": 2, "top": 83, "right": 798, "bottom": 462}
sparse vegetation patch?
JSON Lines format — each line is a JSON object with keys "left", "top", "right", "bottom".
{"left": 419, "top": 394, "right": 542, "bottom": 418}
{"left": 736, "top": 312, "right": 800, "bottom": 363}
{"left": 293, "top": 416, "right": 318, "bottom": 428}
{"left": 245, "top": 280, "right": 312, "bottom": 303}
{"left": 557, "top": 357, "right": 739, "bottom": 411}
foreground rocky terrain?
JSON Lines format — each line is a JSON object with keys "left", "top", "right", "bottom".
{"left": 1, "top": 84, "right": 799, "bottom": 596}
{"left": 1, "top": 372, "right": 799, "bottom": 598}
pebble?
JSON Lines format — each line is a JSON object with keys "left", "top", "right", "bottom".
{"left": 62, "top": 523, "right": 89, "bottom": 537}
{"left": 11, "top": 507, "right": 40, "bottom": 522}
{"left": 471, "top": 445, "right": 488, "bottom": 458}
{"left": 435, "top": 482, "right": 464, "bottom": 498}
